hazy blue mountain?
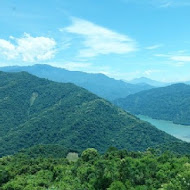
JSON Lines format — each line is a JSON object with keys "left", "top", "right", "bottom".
{"left": 115, "top": 83, "right": 190, "bottom": 125}
{"left": 0, "top": 64, "right": 154, "bottom": 101}
{"left": 128, "top": 77, "right": 168, "bottom": 87}
{"left": 0, "top": 71, "right": 181, "bottom": 157}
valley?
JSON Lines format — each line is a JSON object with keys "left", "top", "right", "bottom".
{"left": 138, "top": 115, "right": 190, "bottom": 142}
{"left": 115, "top": 83, "right": 190, "bottom": 125}
{"left": 1, "top": 1, "right": 190, "bottom": 188}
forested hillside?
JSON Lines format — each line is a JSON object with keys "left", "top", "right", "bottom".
{"left": 115, "top": 83, "right": 190, "bottom": 125}
{"left": 1, "top": 147, "right": 190, "bottom": 190}
{"left": 0, "top": 64, "right": 153, "bottom": 101}
{"left": 0, "top": 71, "right": 185, "bottom": 157}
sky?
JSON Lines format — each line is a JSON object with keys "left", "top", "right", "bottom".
{"left": 0, "top": 0, "right": 190, "bottom": 82}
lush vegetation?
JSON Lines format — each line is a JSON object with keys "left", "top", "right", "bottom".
{"left": 1, "top": 71, "right": 188, "bottom": 157}
{"left": 0, "top": 64, "right": 153, "bottom": 101}
{"left": 2, "top": 71, "right": 190, "bottom": 189}
{"left": 1, "top": 146, "right": 190, "bottom": 190}
{"left": 115, "top": 83, "right": 190, "bottom": 125}
{"left": 16, "top": 144, "right": 69, "bottom": 159}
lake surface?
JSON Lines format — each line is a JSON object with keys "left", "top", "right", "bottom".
{"left": 137, "top": 115, "right": 190, "bottom": 142}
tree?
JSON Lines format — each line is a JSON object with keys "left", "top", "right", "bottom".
{"left": 81, "top": 148, "right": 99, "bottom": 162}
{"left": 108, "top": 181, "right": 126, "bottom": 190}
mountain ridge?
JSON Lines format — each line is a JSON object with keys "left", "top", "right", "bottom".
{"left": 0, "top": 64, "right": 154, "bottom": 101}
{"left": 127, "top": 77, "right": 169, "bottom": 87}
{"left": 115, "top": 83, "right": 190, "bottom": 125}
{"left": 0, "top": 71, "right": 184, "bottom": 157}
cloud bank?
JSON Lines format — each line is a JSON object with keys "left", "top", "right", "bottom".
{"left": 0, "top": 33, "right": 56, "bottom": 62}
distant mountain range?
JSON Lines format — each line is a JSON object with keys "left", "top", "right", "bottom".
{"left": 0, "top": 71, "right": 185, "bottom": 157}
{"left": 127, "top": 77, "right": 169, "bottom": 87}
{"left": 127, "top": 77, "right": 190, "bottom": 87}
{"left": 0, "top": 64, "right": 154, "bottom": 101}
{"left": 115, "top": 83, "right": 190, "bottom": 125}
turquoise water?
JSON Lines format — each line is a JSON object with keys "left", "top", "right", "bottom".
{"left": 137, "top": 115, "right": 190, "bottom": 142}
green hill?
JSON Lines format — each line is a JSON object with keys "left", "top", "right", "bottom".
{"left": 115, "top": 83, "right": 190, "bottom": 125}
{"left": 0, "top": 71, "right": 187, "bottom": 157}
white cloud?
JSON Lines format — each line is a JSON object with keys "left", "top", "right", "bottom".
{"left": 154, "top": 53, "right": 190, "bottom": 66}
{"left": 51, "top": 60, "right": 119, "bottom": 78}
{"left": 154, "top": 54, "right": 168, "bottom": 57}
{"left": 0, "top": 39, "right": 18, "bottom": 59}
{"left": 145, "top": 44, "right": 163, "bottom": 50}
{"left": 143, "top": 69, "right": 162, "bottom": 76}
{"left": 61, "top": 17, "right": 137, "bottom": 58}
{"left": 154, "top": 54, "right": 165, "bottom": 57}
{"left": 0, "top": 33, "right": 56, "bottom": 62}
{"left": 61, "top": 62, "right": 92, "bottom": 71}
{"left": 170, "top": 55, "right": 190, "bottom": 62}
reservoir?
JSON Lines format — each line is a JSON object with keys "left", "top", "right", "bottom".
{"left": 138, "top": 115, "right": 190, "bottom": 142}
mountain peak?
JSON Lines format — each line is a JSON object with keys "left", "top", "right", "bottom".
{"left": 129, "top": 77, "right": 167, "bottom": 87}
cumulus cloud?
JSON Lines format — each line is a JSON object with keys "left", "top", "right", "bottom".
{"left": 0, "top": 33, "right": 56, "bottom": 62}
{"left": 61, "top": 17, "right": 137, "bottom": 57}
{"left": 0, "top": 39, "right": 18, "bottom": 59}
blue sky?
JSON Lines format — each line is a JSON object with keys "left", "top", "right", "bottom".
{"left": 0, "top": 0, "right": 190, "bottom": 82}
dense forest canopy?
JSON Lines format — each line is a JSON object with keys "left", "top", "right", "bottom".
{"left": 0, "top": 71, "right": 189, "bottom": 157}
{"left": 1, "top": 71, "right": 190, "bottom": 190}
{"left": 1, "top": 146, "right": 190, "bottom": 190}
